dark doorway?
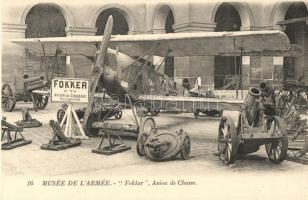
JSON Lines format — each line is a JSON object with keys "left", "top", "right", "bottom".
{"left": 214, "top": 3, "right": 242, "bottom": 89}
{"left": 164, "top": 10, "right": 175, "bottom": 78}
{"left": 283, "top": 2, "right": 308, "bottom": 81}
{"left": 25, "top": 4, "right": 67, "bottom": 78}
{"left": 96, "top": 9, "right": 129, "bottom": 35}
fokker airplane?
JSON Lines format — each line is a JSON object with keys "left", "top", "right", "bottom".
{"left": 12, "top": 16, "right": 301, "bottom": 132}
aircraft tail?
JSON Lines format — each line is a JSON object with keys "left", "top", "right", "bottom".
{"left": 190, "top": 76, "right": 201, "bottom": 92}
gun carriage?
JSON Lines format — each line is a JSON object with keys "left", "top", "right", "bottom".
{"left": 2, "top": 73, "right": 49, "bottom": 112}
{"left": 276, "top": 80, "right": 307, "bottom": 116}
{"left": 218, "top": 82, "right": 288, "bottom": 164}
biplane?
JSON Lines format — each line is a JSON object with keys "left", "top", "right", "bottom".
{"left": 11, "top": 16, "right": 301, "bottom": 134}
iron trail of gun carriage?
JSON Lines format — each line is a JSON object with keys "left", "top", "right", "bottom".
{"left": 10, "top": 16, "right": 307, "bottom": 163}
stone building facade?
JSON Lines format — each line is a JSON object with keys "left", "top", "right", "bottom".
{"left": 2, "top": 0, "right": 308, "bottom": 94}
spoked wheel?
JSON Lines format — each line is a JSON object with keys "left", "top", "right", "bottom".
{"left": 2, "top": 83, "right": 16, "bottom": 112}
{"left": 194, "top": 110, "right": 200, "bottom": 119}
{"left": 33, "top": 94, "right": 48, "bottom": 110}
{"left": 180, "top": 134, "right": 191, "bottom": 160}
{"left": 218, "top": 116, "right": 239, "bottom": 165}
{"left": 114, "top": 108, "right": 122, "bottom": 119}
{"left": 265, "top": 116, "right": 288, "bottom": 163}
{"left": 57, "top": 109, "right": 66, "bottom": 123}
{"left": 136, "top": 117, "right": 157, "bottom": 156}
{"left": 294, "top": 89, "right": 307, "bottom": 113}
{"left": 276, "top": 89, "right": 292, "bottom": 116}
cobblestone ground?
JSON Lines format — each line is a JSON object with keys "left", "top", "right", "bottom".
{"left": 2, "top": 101, "right": 308, "bottom": 177}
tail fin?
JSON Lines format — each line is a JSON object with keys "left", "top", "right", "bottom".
{"left": 190, "top": 77, "right": 201, "bottom": 91}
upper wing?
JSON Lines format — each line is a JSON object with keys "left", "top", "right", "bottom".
{"left": 11, "top": 30, "right": 296, "bottom": 57}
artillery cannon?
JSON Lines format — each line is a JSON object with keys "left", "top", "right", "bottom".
{"left": 1, "top": 117, "right": 32, "bottom": 150}
{"left": 40, "top": 120, "right": 81, "bottom": 151}
{"left": 218, "top": 83, "right": 288, "bottom": 164}
{"left": 2, "top": 74, "right": 49, "bottom": 112}
{"left": 136, "top": 117, "right": 191, "bottom": 161}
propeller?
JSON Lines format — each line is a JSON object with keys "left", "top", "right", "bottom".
{"left": 82, "top": 15, "right": 114, "bottom": 130}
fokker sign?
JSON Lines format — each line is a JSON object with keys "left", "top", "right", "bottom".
{"left": 51, "top": 78, "right": 89, "bottom": 103}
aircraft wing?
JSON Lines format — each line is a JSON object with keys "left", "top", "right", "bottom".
{"left": 11, "top": 30, "right": 296, "bottom": 57}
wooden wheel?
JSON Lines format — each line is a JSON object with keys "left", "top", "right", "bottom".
{"left": 2, "top": 83, "right": 16, "bottom": 112}
{"left": 33, "top": 94, "right": 48, "bottom": 110}
{"left": 136, "top": 117, "right": 157, "bottom": 156}
{"left": 180, "top": 133, "right": 191, "bottom": 160}
{"left": 294, "top": 89, "right": 307, "bottom": 113}
{"left": 276, "top": 89, "right": 292, "bottom": 116}
{"left": 265, "top": 116, "right": 288, "bottom": 163}
{"left": 218, "top": 116, "right": 239, "bottom": 165}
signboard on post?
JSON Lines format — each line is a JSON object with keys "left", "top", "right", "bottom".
{"left": 51, "top": 78, "right": 89, "bottom": 139}
{"left": 51, "top": 78, "right": 89, "bottom": 103}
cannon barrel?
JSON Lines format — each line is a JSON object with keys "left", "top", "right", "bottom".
{"left": 259, "top": 81, "right": 273, "bottom": 97}
{"left": 23, "top": 74, "right": 48, "bottom": 91}
{"left": 182, "top": 78, "right": 191, "bottom": 90}
{"left": 1, "top": 118, "right": 23, "bottom": 132}
{"left": 23, "top": 75, "right": 45, "bottom": 84}
{"left": 244, "top": 87, "right": 261, "bottom": 125}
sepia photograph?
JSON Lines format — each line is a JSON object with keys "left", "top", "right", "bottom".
{"left": 1, "top": 0, "right": 308, "bottom": 199}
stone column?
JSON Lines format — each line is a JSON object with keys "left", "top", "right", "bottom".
{"left": 2, "top": 23, "right": 27, "bottom": 93}
{"left": 172, "top": 22, "right": 216, "bottom": 89}
{"left": 65, "top": 26, "right": 97, "bottom": 79}
{"left": 152, "top": 29, "right": 166, "bottom": 74}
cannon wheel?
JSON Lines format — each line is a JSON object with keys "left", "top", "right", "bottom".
{"left": 114, "top": 109, "right": 122, "bottom": 119}
{"left": 180, "top": 134, "right": 191, "bottom": 160}
{"left": 265, "top": 116, "right": 288, "bottom": 164}
{"left": 276, "top": 89, "right": 292, "bottom": 116}
{"left": 33, "top": 94, "right": 48, "bottom": 110}
{"left": 294, "top": 89, "right": 307, "bottom": 113}
{"left": 2, "top": 83, "right": 16, "bottom": 112}
{"left": 136, "top": 117, "right": 157, "bottom": 156}
{"left": 218, "top": 116, "right": 239, "bottom": 165}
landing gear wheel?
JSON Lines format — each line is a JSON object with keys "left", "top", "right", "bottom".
{"left": 1, "top": 83, "right": 16, "bottom": 112}
{"left": 265, "top": 116, "right": 288, "bottom": 163}
{"left": 33, "top": 94, "right": 48, "bottom": 110}
{"left": 294, "top": 89, "right": 307, "bottom": 113}
{"left": 218, "top": 116, "right": 239, "bottom": 165}
{"left": 115, "top": 109, "right": 122, "bottom": 119}
{"left": 180, "top": 134, "right": 191, "bottom": 160}
{"left": 136, "top": 117, "right": 157, "bottom": 156}
{"left": 57, "top": 109, "right": 66, "bottom": 123}
{"left": 85, "top": 114, "right": 99, "bottom": 136}
{"left": 194, "top": 110, "right": 200, "bottom": 119}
